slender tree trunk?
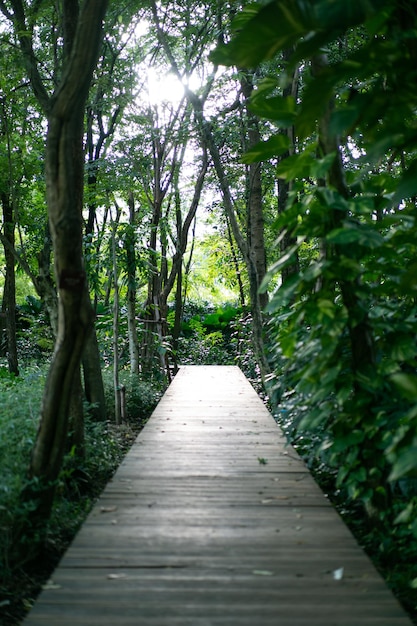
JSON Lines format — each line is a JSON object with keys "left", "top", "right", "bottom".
{"left": 1, "top": 192, "right": 19, "bottom": 375}
{"left": 126, "top": 191, "right": 140, "bottom": 374}
{"left": 194, "top": 110, "right": 270, "bottom": 380}
{"left": 1, "top": 97, "right": 19, "bottom": 375}
{"left": 0, "top": 288, "right": 6, "bottom": 357}
{"left": 82, "top": 330, "right": 106, "bottom": 421}
{"left": 111, "top": 214, "right": 121, "bottom": 425}
{"left": 68, "top": 367, "right": 85, "bottom": 457}
{"left": 0, "top": 216, "right": 59, "bottom": 336}
{"left": 225, "top": 215, "right": 245, "bottom": 307}
{"left": 172, "top": 261, "right": 182, "bottom": 369}
{"left": 150, "top": 1, "right": 275, "bottom": 377}
{"left": 240, "top": 70, "right": 268, "bottom": 311}
{"left": 142, "top": 135, "right": 164, "bottom": 376}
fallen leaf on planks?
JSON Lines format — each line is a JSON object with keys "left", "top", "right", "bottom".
{"left": 42, "top": 580, "right": 61, "bottom": 590}
{"left": 100, "top": 506, "right": 117, "bottom": 513}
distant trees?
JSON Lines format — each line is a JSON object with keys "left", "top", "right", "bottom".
{"left": 150, "top": 0, "right": 273, "bottom": 379}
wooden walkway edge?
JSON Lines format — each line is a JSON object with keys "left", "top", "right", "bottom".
{"left": 23, "top": 365, "right": 413, "bottom": 625}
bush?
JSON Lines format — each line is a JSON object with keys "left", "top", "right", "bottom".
{"left": 102, "top": 369, "right": 163, "bottom": 423}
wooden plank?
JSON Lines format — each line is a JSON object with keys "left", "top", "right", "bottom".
{"left": 23, "top": 365, "right": 413, "bottom": 625}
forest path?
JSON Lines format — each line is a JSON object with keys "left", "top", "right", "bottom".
{"left": 23, "top": 365, "right": 412, "bottom": 625}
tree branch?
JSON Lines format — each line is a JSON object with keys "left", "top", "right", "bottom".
{"left": 8, "top": 0, "right": 51, "bottom": 114}
{"left": 0, "top": 230, "right": 38, "bottom": 286}
{"left": 52, "top": 0, "right": 108, "bottom": 119}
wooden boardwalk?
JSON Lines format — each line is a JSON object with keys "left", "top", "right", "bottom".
{"left": 24, "top": 365, "right": 413, "bottom": 625}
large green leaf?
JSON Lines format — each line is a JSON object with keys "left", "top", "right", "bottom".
{"left": 265, "top": 272, "right": 302, "bottom": 311}
{"left": 249, "top": 95, "right": 296, "bottom": 126}
{"left": 326, "top": 224, "right": 384, "bottom": 249}
{"left": 242, "top": 134, "right": 290, "bottom": 163}
{"left": 210, "top": 0, "right": 313, "bottom": 68}
{"left": 314, "top": 0, "right": 388, "bottom": 31}
{"left": 389, "top": 448, "right": 417, "bottom": 482}
{"left": 276, "top": 152, "right": 315, "bottom": 180}
{"left": 212, "top": 0, "right": 388, "bottom": 70}
{"left": 391, "top": 373, "right": 417, "bottom": 401}
{"left": 261, "top": 241, "right": 303, "bottom": 290}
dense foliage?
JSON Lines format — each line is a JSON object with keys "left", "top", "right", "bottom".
{"left": 2, "top": 0, "right": 417, "bottom": 622}
{"left": 213, "top": 0, "right": 417, "bottom": 607}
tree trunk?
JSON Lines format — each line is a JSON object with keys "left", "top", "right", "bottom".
{"left": 240, "top": 70, "right": 268, "bottom": 311}
{"left": 82, "top": 330, "right": 106, "bottom": 421}
{"left": 1, "top": 96, "right": 19, "bottom": 375}
{"left": 150, "top": 1, "right": 275, "bottom": 377}
{"left": 225, "top": 215, "right": 245, "bottom": 306}
{"left": 111, "top": 214, "right": 121, "bottom": 425}
{"left": 15, "top": 0, "right": 108, "bottom": 530}
{"left": 1, "top": 192, "right": 19, "bottom": 375}
{"left": 68, "top": 366, "right": 85, "bottom": 457}
{"left": 172, "top": 260, "right": 182, "bottom": 369}
{"left": 36, "top": 224, "right": 59, "bottom": 335}
{"left": 126, "top": 191, "right": 140, "bottom": 374}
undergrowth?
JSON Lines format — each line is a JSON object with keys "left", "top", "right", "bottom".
{"left": 274, "top": 414, "right": 417, "bottom": 625}
{"left": 0, "top": 364, "right": 162, "bottom": 625}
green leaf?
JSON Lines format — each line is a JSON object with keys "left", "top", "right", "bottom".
{"left": 265, "top": 273, "right": 301, "bottom": 312}
{"left": 310, "top": 153, "right": 337, "bottom": 179}
{"left": 330, "top": 107, "right": 360, "bottom": 137}
{"left": 249, "top": 95, "right": 296, "bottom": 126}
{"left": 390, "top": 373, "right": 417, "bottom": 401}
{"left": 389, "top": 449, "right": 417, "bottom": 482}
{"left": 242, "top": 134, "right": 290, "bottom": 163}
{"left": 317, "top": 299, "right": 336, "bottom": 320}
{"left": 394, "top": 502, "right": 414, "bottom": 525}
{"left": 279, "top": 331, "right": 298, "bottom": 357}
{"left": 262, "top": 241, "right": 303, "bottom": 288}
{"left": 326, "top": 224, "right": 384, "bottom": 249}
{"left": 314, "top": 0, "right": 385, "bottom": 31}
{"left": 394, "top": 159, "right": 417, "bottom": 203}
{"left": 210, "top": 0, "right": 313, "bottom": 68}
{"left": 276, "top": 152, "right": 315, "bottom": 180}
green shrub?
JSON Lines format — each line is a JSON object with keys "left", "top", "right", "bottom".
{"left": 0, "top": 366, "right": 45, "bottom": 573}
{"left": 0, "top": 365, "right": 162, "bottom": 591}
{"left": 102, "top": 369, "right": 163, "bottom": 423}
